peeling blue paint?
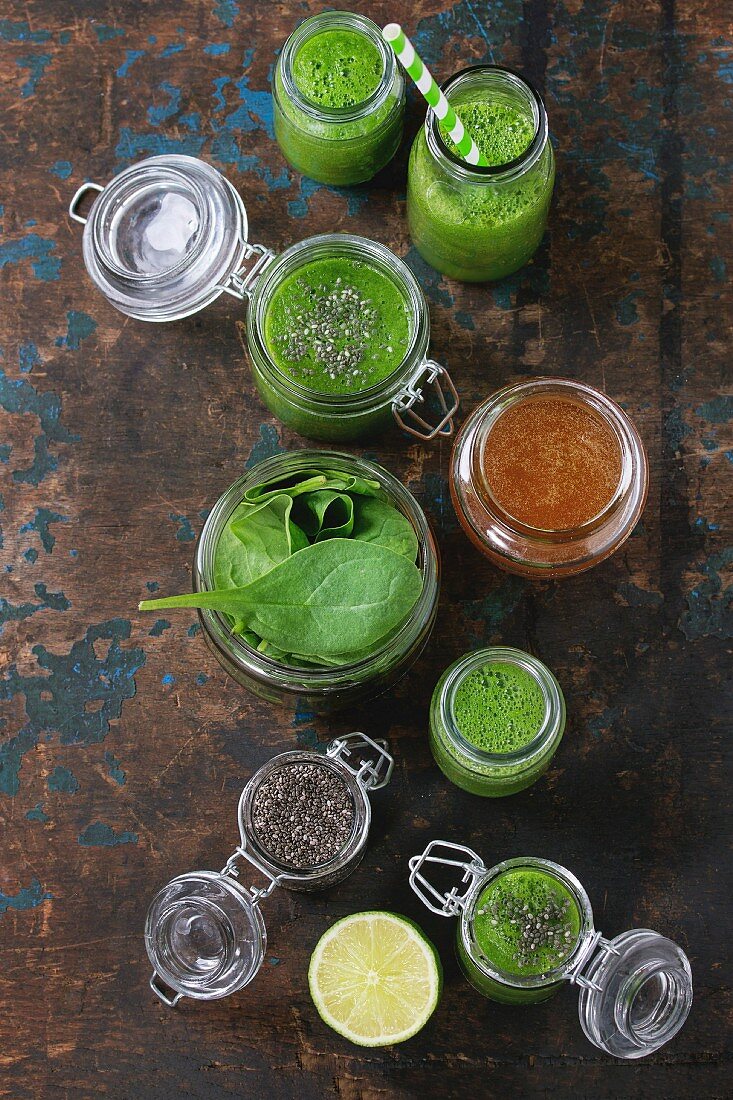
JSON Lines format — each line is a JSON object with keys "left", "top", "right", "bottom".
{"left": 26, "top": 802, "right": 49, "bottom": 823}
{"left": 116, "top": 49, "right": 146, "bottom": 78}
{"left": 146, "top": 581, "right": 159, "bottom": 592}
{"left": 213, "top": 0, "right": 239, "bottom": 29}
{"left": 710, "top": 256, "right": 727, "bottom": 283}
{"left": 47, "top": 765, "right": 79, "bottom": 793}
{"left": 24, "top": 548, "right": 37, "bottom": 564}
{"left": 195, "top": 672, "right": 209, "bottom": 685}
{"left": 0, "top": 367, "right": 79, "bottom": 485}
{"left": 168, "top": 513, "right": 196, "bottom": 542}
{"left": 17, "top": 53, "right": 52, "bottom": 97}
{"left": 149, "top": 618, "right": 171, "bottom": 637}
{"left": 0, "top": 583, "right": 70, "bottom": 634}
{"left": 679, "top": 548, "right": 733, "bottom": 640}
{"left": 78, "top": 821, "right": 138, "bottom": 846}
{"left": 0, "top": 878, "right": 52, "bottom": 915}
{"left": 587, "top": 707, "right": 621, "bottom": 740}
{"left": 20, "top": 507, "right": 66, "bottom": 553}
{"left": 403, "top": 247, "right": 454, "bottom": 310}
{"left": 161, "top": 42, "right": 186, "bottom": 58}
{"left": 104, "top": 751, "right": 126, "bottom": 785}
{"left": 49, "top": 160, "right": 72, "bottom": 179}
{"left": 295, "top": 727, "right": 330, "bottom": 753}
{"left": 205, "top": 43, "right": 231, "bottom": 56}
{"left": 19, "top": 342, "right": 41, "bottom": 372}
{"left": 245, "top": 423, "right": 285, "bottom": 468}
{"left": 0, "top": 728, "right": 38, "bottom": 796}
{"left": 55, "top": 310, "right": 97, "bottom": 350}
{"left": 0, "top": 20, "right": 51, "bottom": 43}
{"left": 92, "top": 24, "right": 125, "bottom": 43}
{"left": 148, "top": 82, "right": 182, "bottom": 125}
{"left": 696, "top": 395, "right": 731, "bottom": 424}
{"left": 665, "top": 407, "right": 692, "bottom": 451}
{"left": 187, "top": 622, "right": 200, "bottom": 637}
{"left": 617, "top": 582, "right": 664, "bottom": 608}
{"left": 161, "top": 673, "right": 176, "bottom": 686}
{"left": 616, "top": 291, "right": 641, "bottom": 325}
{"left": 115, "top": 127, "right": 206, "bottom": 165}
{"left": 0, "top": 233, "right": 60, "bottom": 281}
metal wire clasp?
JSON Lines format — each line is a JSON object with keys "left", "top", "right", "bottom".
{"left": 392, "top": 359, "right": 460, "bottom": 440}
{"left": 216, "top": 242, "right": 275, "bottom": 300}
{"left": 408, "top": 839, "right": 486, "bottom": 916}
{"left": 327, "top": 732, "right": 394, "bottom": 791}
{"left": 68, "top": 181, "right": 104, "bottom": 225}
{"left": 567, "top": 931, "right": 620, "bottom": 992}
{"left": 223, "top": 787, "right": 284, "bottom": 904}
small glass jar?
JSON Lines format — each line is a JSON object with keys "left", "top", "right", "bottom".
{"left": 69, "top": 155, "right": 457, "bottom": 442}
{"left": 407, "top": 66, "right": 555, "bottom": 282}
{"left": 195, "top": 450, "right": 440, "bottom": 713}
{"left": 451, "top": 378, "right": 649, "bottom": 577}
{"left": 273, "top": 11, "right": 405, "bottom": 186}
{"left": 429, "top": 647, "right": 565, "bottom": 796}
{"left": 409, "top": 841, "right": 693, "bottom": 1059}
{"left": 146, "top": 733, "right": 393, "bottom": 1005}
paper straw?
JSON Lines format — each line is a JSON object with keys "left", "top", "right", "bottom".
{"left": 382, "top": 23, "right": 488, "bottom": 166}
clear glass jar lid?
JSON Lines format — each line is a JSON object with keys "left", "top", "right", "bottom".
{"left": 69, "top": 155, "right": 251, "bottom": 321}
{"left": 575, "top": 928, "right": 693, "bottom": 1059}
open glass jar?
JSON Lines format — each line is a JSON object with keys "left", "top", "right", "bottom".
{"left": 195, "top": 450, "right": 440, "bottom": 712}
{"left": 429, "top": 647, "right": 565, "bottom": 796}
{"left": 146, "top": 733, "right": 393, "bottom": 1005}
{"left": 69, "top": 155, "right": 457, "bottom": 442}
{"left": 273, "top": 10, "right": 405, "bottom": 185}
{"left": 407, "top": 66, "right": 555, "bottom": 281}
{"left": 409, "top": 841, "right": 692, "bottom": 1059}
{"left": 451, "top": 378, "right": 649, "bottom": 577}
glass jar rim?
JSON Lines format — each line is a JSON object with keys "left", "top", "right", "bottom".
{"left": 278, "top": 10, "right": 397, "bottom": 124}
{"left": 439, "top": 646, "right": 565, "bottom": 769}
{"left": 428, "top": 65, "right": 548, "bottom": 180}
{"left": 196, "top": 450, "right": 439, "bottom": 686}
{"left": 247, "top": 233, "right": 429, "bottom": 411}
{"left": 240, "top": 749, "right": 369, "bottom": 881}
{"left": 461, "top": 856, "right": 594, "bottom": 989}
{"left": 470, "top": 379, "right": 632, "bottom": 538}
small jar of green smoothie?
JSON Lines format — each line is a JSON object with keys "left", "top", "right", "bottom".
{"left": 273, "top": 11, "right": 405, "bottom": 186}
{"left": 244, "top": 233, "right": 458, "bottom": 442}
{"left": 429, "top": 647, "right": 565, "bottom": 796}
{"left": 409, "top": 841, "right": 693, "bottom": 1059}
{"left": 407, "top": 66, "right": 555, "bottom": 281}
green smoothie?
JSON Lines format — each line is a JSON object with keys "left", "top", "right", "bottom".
{"left": 274, "top": 14, "right": 405, "bottom": 186}
{"left": 453, "top": 661, "right": 546, "bottom": 753}
{"left": 407, "top": 68, "right": 555, "bottom": 281}
{"left": 263, "top": 255, "right": 411, "bottom": 396}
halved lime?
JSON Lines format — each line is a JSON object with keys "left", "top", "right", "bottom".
{"left": 308, "top": 911, "right": 442, "bottom": 1047}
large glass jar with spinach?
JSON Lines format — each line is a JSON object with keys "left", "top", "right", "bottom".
{"left": 273, "top": 11, "right": 405, "bottom": 186}
{"left": 143, "top": 451, "right": 440, "bottom": 712}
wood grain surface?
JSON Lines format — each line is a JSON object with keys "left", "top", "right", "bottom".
{"left": 0, "top": 2, "right": 730, "bottom": 1098}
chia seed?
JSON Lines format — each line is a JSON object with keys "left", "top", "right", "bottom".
{"left": 251, "top": 762, "right": 355, "bottom": 868}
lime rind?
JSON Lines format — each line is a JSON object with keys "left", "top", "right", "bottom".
{"left": 308, "top": 911, "right": 442, "bottom": 1047}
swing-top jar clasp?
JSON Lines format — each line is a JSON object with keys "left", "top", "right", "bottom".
{"left": 215, "top": 241, "right": 276, "bottom": 301}
{"left": 408, "top": 839, "right": 486, "bottom": 916}
{"left": 327, "top": 731, "right": 394, "bottom": 791}
{"left": 393, "top": 359, "right": 460, "bottom": 441}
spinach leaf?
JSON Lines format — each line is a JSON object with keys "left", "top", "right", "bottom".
{"left": 214, "top": 495, "right": 307, "bottom": 590}
{"left": 140, "top": 539, "right": 422, "bottom": 658}
{"left": 350, "top": 495, "right": 419, "bottom": 560}
{"left": 294, "top": 490, "right": 355, "bottom": 541}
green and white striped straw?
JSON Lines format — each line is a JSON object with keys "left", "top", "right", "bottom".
{"left": 383, "top": 23, "right": 488, "bottom": 166}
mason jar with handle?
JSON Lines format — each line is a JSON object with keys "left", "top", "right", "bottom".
{"left": 69, "top": 155, "right": 458, "bottom": 442}
{"left": 408, "top": 840, "right": 692, "bottom": 1059}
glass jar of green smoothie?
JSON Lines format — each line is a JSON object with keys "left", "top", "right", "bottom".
{"left": 407, "top": 66, "right": 555, "bottom": 281}
{"left": 429, "top": 647, "right": 565, "bottom": 796}
{"left": 409, "top": 841, "right": 693, "bottom": 1059}
{"left": 69, "top": 156, "right": 458, "bottom": 442}
{"left": 194, "top": 450, "right": 440, "bottom": 712}
{"left": 273, "top": 11, "right": 405, "bottom": 186}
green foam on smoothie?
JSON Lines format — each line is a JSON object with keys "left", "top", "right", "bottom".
{"left": 452, "top": 661, "right": 545, "bottom": 753}
{"left": 473, "top": 869, "right": 582, "bottom": 977}
{"left": 263, "top": 255, "right": 411, "bottom": 396}
{"left": 444, "top": 100, "right": 535, "bottom": 167}
{"left": 292, "top": 29, "right": 383, "bottom": 109}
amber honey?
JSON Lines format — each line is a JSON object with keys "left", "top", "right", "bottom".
{"left": 481, "top": 397, "right": 623, "bottom": 531}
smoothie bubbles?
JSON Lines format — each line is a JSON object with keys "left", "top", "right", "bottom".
{"left": 409, "top": 842, "right": 693, "bottom": 1058}
{"left": 450, "top": 378, "right": 649, "bottom": 576}
{"left": 146, "top": 734, "right": 393, "bottom": 1005}
{"left": 429, "top": 647, "right": 565, "bottom": 796}
{"left": 406, "top": 66, "right": 555, "bottom": 282}
{"left": 273, "top": 12, "right": 405, "bottom": 186}
{"left": 69, "top": 156, "right": 459, "bottom": 441}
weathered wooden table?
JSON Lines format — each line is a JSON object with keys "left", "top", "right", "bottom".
{"left": 1, "top": 2, "right": 730, "bottom": 1097}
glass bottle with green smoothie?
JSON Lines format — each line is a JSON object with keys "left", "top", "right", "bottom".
{"left": 409, "top": 841, "right": 693, "bottom": 1059}
{"left": 429, "top": 647, "right": 565, "bottom": 796}
{"left": 274, "top": 11, "right": 405, "bottom": 186}
{"left": 407, "top": 66, "right": 555, "bottom": 281}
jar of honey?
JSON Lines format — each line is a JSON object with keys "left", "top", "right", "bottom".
{"left": 450, "top": 378, "right": 648, "bottom": 577}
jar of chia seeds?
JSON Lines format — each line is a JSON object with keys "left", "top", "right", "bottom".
{"left": 273, "top": 11, "right": 405, "bottom": 186}
{"left": 146, "top": 733, "right": 393, "bottom": 1006}
{"left": 409, "top": 841, "right": 693, "bottom": 1059}
{"left": 195, "top": 450, "right": 440, "bottom": 712}
{"left": 69, "top": 155, "right": 458, "bottom": 442}
{"left": 429, "top": 647, "right": 565, "bottom": 796}
{"left": 450, "top": 378, "right": 649, "bottom": 577}
{"left": 407, "top": 66, "right": 555, "bottom": 282}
